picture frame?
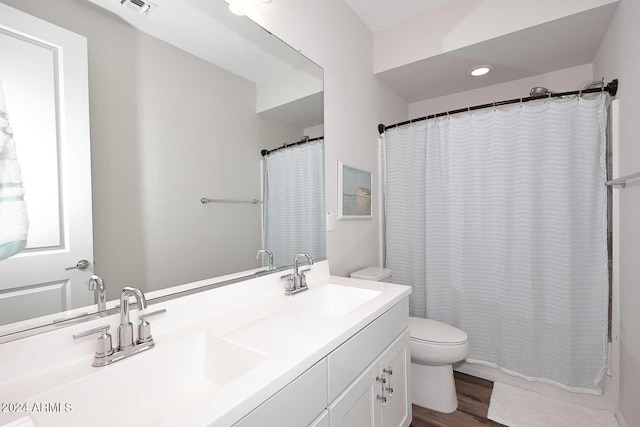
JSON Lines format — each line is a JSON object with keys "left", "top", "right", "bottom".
{"left": 338, "top": 161, "right": 373, "bottom": 220}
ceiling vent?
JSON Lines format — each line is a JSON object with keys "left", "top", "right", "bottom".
{"left": 120, "top": 0, "right": 156, "bottom": 16}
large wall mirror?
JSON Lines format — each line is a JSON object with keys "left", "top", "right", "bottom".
{"left": 0, "top": 0, "right": 324, "bottom": 337}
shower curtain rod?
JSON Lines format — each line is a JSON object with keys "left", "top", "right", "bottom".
{"left": 260, "top": 135, "right": 324, "bottom": 156}
{"left": 378, "top": 79, "right": 619, "bottom": 134}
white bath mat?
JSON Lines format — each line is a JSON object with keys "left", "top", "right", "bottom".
{"left": 488, "top": 382, "right": 618, "bottom": 427}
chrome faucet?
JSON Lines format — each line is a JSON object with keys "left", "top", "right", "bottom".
{"left": 118, "top": 287, "right": 147, "bottom": 350}
{"left": 280, "top": 253, "right": 313, "bottom": 296}
{"left": 73, "top": 287, "right": 166, "bottom": 367}
{"left": 256, "top": 249, "right": 274, "bottom": 271}
{"left": 88, "top": 275, "right": 107, "bottom": 311}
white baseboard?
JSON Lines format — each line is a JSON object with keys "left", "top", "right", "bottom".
{"left": 615, "top": 409, "right": 629, "bottom": 427}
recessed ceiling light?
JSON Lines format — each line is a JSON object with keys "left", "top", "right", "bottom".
{"left": 228, "top": 4, "right": 245, "bottom": 15}
{"left": 468, "top": 65, "right": 493, "bottom": 77}
{"left": 259, "top": 0, "right": 273, "bottom": 3}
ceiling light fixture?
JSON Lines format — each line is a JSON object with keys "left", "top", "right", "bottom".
{"left": 228, "top": 4, "right": 245, "bottom": 16}
{"left": 468, "top": 65, "right": 493, "bottom": 77}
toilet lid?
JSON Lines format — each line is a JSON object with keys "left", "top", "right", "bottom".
{"left": 350, "top": 267, "right": 392, "bottom": 281}
{"left": 409, "top": 317, "right": 468, "bottom": 345}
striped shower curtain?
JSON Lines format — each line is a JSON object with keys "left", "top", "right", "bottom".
{"left": 383, "top": 95, "right": 609, "bottom": 394}
{"left": 264, "top": 140, "right": 325, "bottom": 267}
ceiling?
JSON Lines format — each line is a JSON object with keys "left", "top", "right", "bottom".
{"left": 258, "top": 92, "right": 324, "bottom": 130}
{"left": 371, "top": 3, "right": 618, "bottom": 103}
{"left": 87, "top": 0, "right": 314, "bottom": 84}
{"left": 344, "top": 0, "right": 460, "bottom": 33}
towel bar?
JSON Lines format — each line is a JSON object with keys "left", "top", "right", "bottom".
{"left": 200, "top": 197, "right": 261, "bottom": 204}
{"left": 605, "top": 171, "right": 640, "bottom": 188}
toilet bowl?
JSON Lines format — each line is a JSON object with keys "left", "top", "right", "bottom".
{"left": 409, "top": 316, "right": 469, "bottom": 413}
{"left": 349, "top": 268, "right": 469, "bottom": 414}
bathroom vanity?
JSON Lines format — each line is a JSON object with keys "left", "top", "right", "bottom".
{"left": 0, "top": 261, "right": 412, "bottom": 427}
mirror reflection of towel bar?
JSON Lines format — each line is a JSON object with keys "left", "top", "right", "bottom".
{"left": 200, "top": 197, "right": 261, "bottom": 204}
{"left": 605, "top": 171, "right": 640, "bottom": 188}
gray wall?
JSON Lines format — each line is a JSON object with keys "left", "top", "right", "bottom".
{"left": 2, "top": 0, "right": 300, "bottom": 296}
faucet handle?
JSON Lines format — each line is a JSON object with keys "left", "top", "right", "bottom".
{"left": 73, "top": 324, "right": 110, "bottom": 338}
{"left": 280, "top": 273, "right": 295, "bottom": 294}
{"left": 137, "top": 309, "right": 167, "bottom": 344}
{"left": 299, "top": 268, "right": 311, "bottom": 287}
{"left": 73, "top": 325, "right": 114, "bottom": 358}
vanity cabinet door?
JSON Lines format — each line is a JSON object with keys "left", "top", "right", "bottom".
{"left": 329, "top": 362, "right": 381, "bottom": 427}
{"left": 379, "top": 330, "right": 411, "bottom": 427}
{"left": 327, "top": 299, "right": 408, "bottom": 401}
{"left": 328, "top": 328, "right": 411, "bottom": 427}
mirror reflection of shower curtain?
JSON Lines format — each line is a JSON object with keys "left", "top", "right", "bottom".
{"left": 383, "top": 95, "right": 609, "bottom": 394}
{"left": 264, "top": 140, "right": 325, "bottom": 267}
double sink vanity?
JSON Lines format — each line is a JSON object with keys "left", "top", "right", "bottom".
{"left": 0, "top": 260, "right": 412, "bottom": 427}
{"left": 0, "top": 1, "right": 411, "bottom": 426}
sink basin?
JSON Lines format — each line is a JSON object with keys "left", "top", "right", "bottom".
{"left": 295, "top": 284, "right": 382, "bottom": 317}
{"left": 28, "top": 334, "right": 268, "bottom": 427}
{"left": 223, "top": 285, "right": 383, "bottom": 351}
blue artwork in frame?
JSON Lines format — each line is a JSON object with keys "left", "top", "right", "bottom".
{"left": 338, "top": 161, "right": 372, "bottom": 220}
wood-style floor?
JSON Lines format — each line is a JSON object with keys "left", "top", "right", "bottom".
{"left": 410, "top": 372, "right": 506, "bottom": 427}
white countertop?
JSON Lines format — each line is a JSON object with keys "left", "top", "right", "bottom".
{"left": 0, "top": 261, "right": 411, "bottom": 427}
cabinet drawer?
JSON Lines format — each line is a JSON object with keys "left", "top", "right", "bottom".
{"left": 234, "top": 359, "right": 328, "bottom": 427}
{"left": 327, "top": 298, "right": 408, "bottom": 402}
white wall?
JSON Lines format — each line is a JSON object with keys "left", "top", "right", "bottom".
{"left": 233, "top": 0, "right": 408, "bottom": 276}
{"left": 409, "top": 64, "right": 594, "bottom": 118}
{"left": 374, "top": 0, "right": 618, "bottom": 73}
{"left": 1, "top": 0, "right": 276, "bottom": 296}
{"left": 593, "top": 0, "right": 640, "bottom": 425}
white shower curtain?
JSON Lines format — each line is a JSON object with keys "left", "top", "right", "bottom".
{"left": 264, "top": 140, "right": 325, "bottom": 267}
{"left": 384, "top": 95, "right": 609, "bottom": 393}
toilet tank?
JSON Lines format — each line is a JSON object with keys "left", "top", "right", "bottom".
{"left": 350, "top": 267, "right": 392, "bottom": 282}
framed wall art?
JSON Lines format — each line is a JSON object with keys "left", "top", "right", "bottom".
{"left": 338, "top": 161, "right": 372, "bottom": 220}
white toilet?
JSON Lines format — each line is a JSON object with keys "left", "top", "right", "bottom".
{"left": 350, "top": 267, "right": 469, "bottom": 414}
{"left": 408, "top": 316, "right": 468, "bottom": 413}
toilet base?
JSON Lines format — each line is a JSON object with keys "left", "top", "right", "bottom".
{"left": 411, "top": 362, "right": 458, "bottom": 413}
